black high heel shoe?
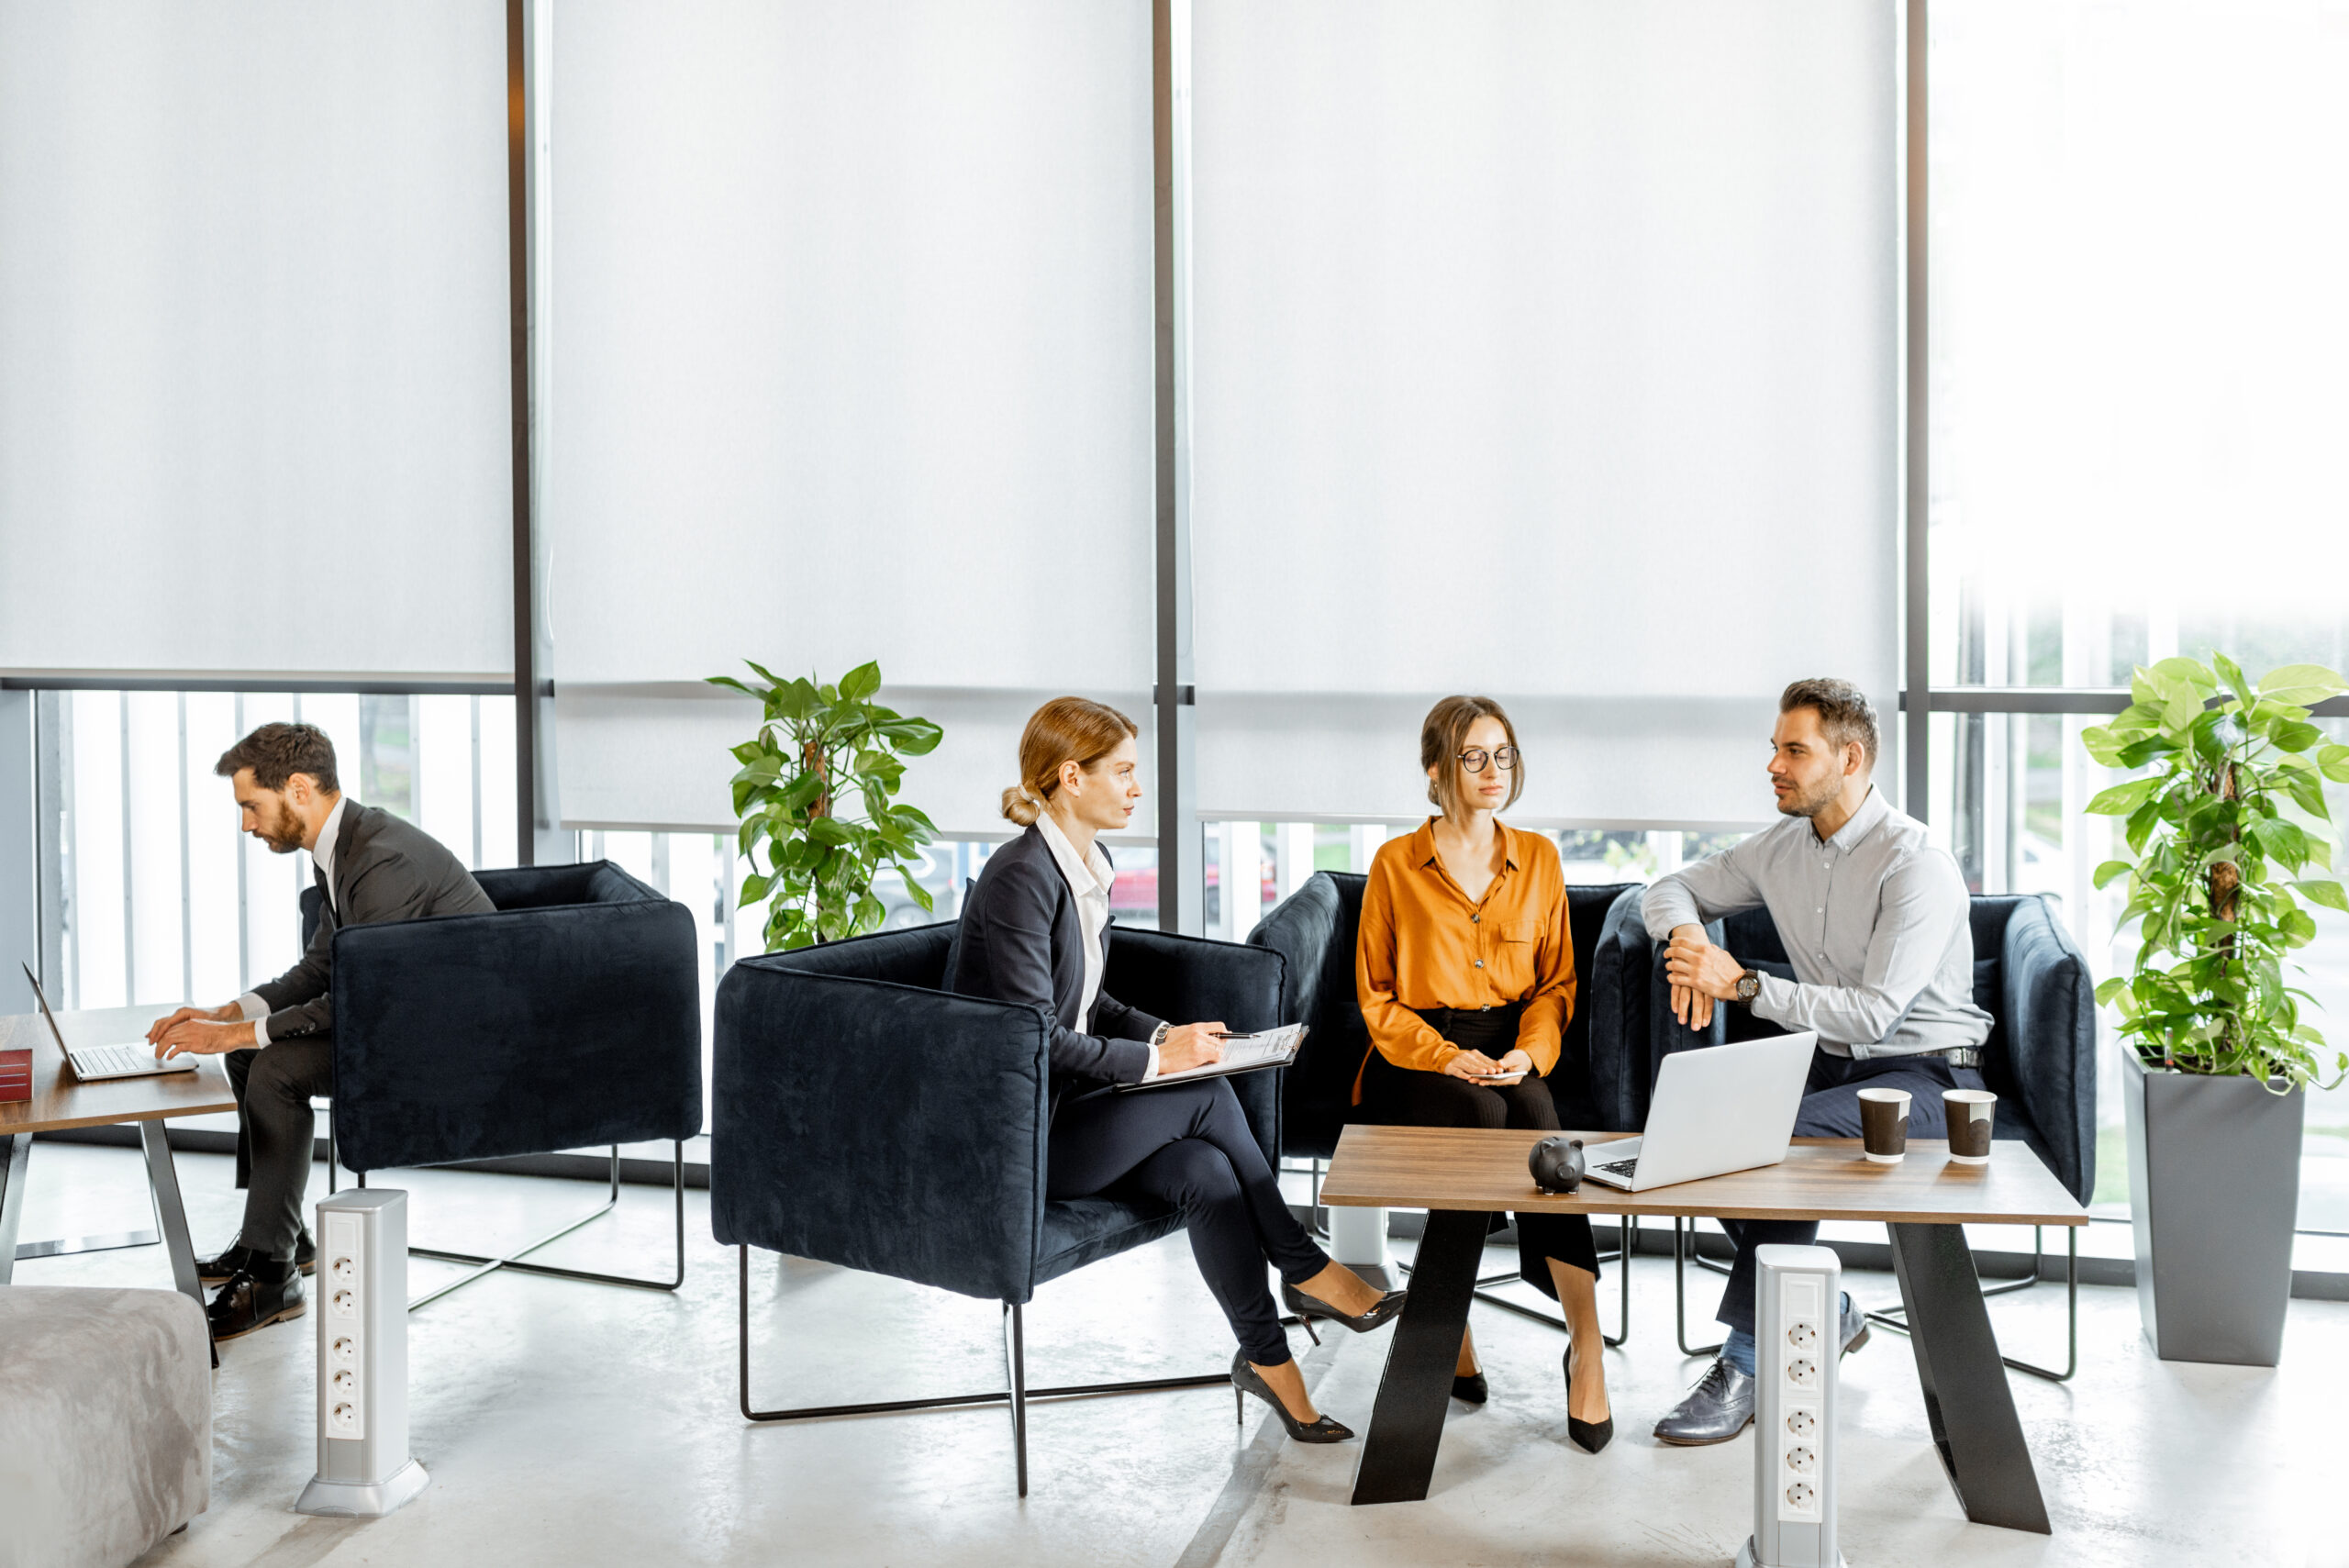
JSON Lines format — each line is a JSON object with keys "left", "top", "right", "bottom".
{"left": 1230, "top": 1351, "right": 1353, "bottom": 1443}
{"left": 1564, "top": 1346, "right": 1614, "bottom": 1454}
{"left": 1452, "top": 1371, "right": 1488, "bottom": 1405}
{"left": 1279, "top": 1282, "right": 1408, "bottom": 1335}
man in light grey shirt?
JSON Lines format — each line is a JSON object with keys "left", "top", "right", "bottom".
{"left": 1643, "top": 678, "right": 1991, "bottom": 1445}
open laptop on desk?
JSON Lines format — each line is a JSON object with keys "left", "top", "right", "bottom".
{"left": 20, "top": 963, "right": 198, "bottom": 1082}
{"left": 1583, "top": 1030, "right": 1815, "bottom": 1192}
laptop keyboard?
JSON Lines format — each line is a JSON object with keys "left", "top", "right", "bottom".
{"left": 75, "top": 1045, "right": 156, "bottom": 1076}
{"left": 1597, "top": 1156, "right": 1639, "bottom": 1180}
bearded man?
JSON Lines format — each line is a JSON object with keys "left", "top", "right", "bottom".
{"left": 146, "top": 722, "right": 495, "bottom": 1339}
{"left": 1642, "top": 679, "right": 1992, "bottom": 1445}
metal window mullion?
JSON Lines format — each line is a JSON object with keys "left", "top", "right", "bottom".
{"left": 177, "top": 692, "right": 195, "bottom": 1004}
{"left": 118, "top": 693, "right": 134, "bottom": 1004}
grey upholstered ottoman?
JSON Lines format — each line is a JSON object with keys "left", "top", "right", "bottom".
{"left": 0, "top": 1285, "right": 211, "bottom": 1568}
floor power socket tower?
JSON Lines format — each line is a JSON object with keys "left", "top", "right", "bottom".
{"left": 1736, "top": 1244, "right": 1846, "bottom": 1568}
{"left": 295, "top": 1189, "right": 429, "bottom": 1518}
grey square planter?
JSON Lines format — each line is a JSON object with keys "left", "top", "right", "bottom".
{"left": 2122, "top": 1051, "right": 2304, "bottom": 1365}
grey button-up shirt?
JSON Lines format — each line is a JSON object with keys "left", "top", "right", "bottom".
{"left": 1642, "top": 786, "right": 1990, "bottom": 1059}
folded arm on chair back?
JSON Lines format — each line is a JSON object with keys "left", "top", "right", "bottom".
{"left": 329, "top": 862, "right": 703, "bottom": 1173}
{"left": 1102, "top": 926, "right": 1286, "bottom": 1168}
{"left": 712, "top": 936, "right": 1056, "bottom": 1305}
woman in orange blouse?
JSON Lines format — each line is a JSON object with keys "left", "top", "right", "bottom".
{"left": 1355, "top": 695, "right": 1612, "bottom": 1451}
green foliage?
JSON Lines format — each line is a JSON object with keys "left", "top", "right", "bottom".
{"left": 2081, "top": 655, "right": 2349, "bottom": 1090}
{"left": 707, "top": 661, "right": 942, "bottom": 951}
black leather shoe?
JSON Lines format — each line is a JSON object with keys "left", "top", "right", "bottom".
{"left": 1564, "top": 1347, "right": 1614, "bottom": 1454}
{"left": 1653, "top": 1358, "right": 1755, "bottom": 1446}
{"left": 207, "top": 1269, "right": 306, "bottom": 1341}
{"left": 197, "top": 1231, "right": 315, "bottom": 1287}
{"left": 1281, "top": 1281, "right": 1408, "bottom": 1334}
{"left": 1230, "top": 1351, "right": 1353, "bottom": 1443}
{"left": 1839, "top": 1291, "right": 1870, "bottom": 1356}
{"left": 1452, "top": 1372, "right": 1488, "bottom": 1405}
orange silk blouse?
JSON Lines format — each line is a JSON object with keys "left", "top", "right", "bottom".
{"left": 1352, "top": 817, "right": 1577, "bottom": 1102}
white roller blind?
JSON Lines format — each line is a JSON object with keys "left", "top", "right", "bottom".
{"left": 1190, "top": 0, "right": 1898, "bottom": 826}
{"left": 0, "top": 2, "right": 515, "bottom": 680}
{"left": 548, "top": 0, "right": 1154, "bottom": 836}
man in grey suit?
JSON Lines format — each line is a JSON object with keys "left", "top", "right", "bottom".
{"left": 147, "top": 722, "right": 495, "bottom": 1339}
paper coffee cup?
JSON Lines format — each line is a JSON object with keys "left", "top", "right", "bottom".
{"left": 1944, "top": 1089, "right": 1997, "bottom": 1164}
{"left": 1857, "top": 1086, "right": 1911, "bottom": 1163}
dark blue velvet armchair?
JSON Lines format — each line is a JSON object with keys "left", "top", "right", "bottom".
{"left": 711, "top": 918, "right": 1286, "bottom": 1495}
{"left": 1244, "top": 872, "right": 1650, "bottom": 1161}
{"left": 305, "top": 860, "right": 703, "bottom": 1298}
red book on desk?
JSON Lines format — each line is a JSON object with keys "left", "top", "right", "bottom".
{"left": 0, "top": 1047, "right": 29, "bottom": 1104}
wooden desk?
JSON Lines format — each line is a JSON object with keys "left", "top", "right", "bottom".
{"left": 0, "top": 1004, "right": 238, "bottom": 1311}
{"left": 1323, "top": 1125, "right": 2089, "bottom": 1534}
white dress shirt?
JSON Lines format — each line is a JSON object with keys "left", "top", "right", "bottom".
{"left": 237, "top": 795, "right": 351, "bottom": 1048}
{"left": 1034, "top": 811, "right": 1160, "bottom": 1079}
{"left": 1642, "top": 785, "right": 1992, "bottom": 1059}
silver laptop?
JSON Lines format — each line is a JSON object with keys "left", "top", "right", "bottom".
{"left": 1583, "top": 1030, "right": 1817, "bottom": 1192}
{"left": 20, "top": 963, "right": 198, "bottom": 1082}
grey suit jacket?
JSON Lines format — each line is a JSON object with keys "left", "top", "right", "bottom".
{"left": 253, "top": 802, "right": 496, "bottom": 1040}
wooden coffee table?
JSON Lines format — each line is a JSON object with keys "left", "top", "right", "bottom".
{"left": 1319, "top": 1125, "right": 2089, "bottom": 1534}
{"left": 0, "top": 1003, "right": 239, "bottom": 1311}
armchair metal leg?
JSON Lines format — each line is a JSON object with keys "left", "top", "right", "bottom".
{"left": 737, "top": 1245, "right": 1235, "bottom": 1493}
{"left": 395, "top": 1142, "right": 689, "bottom": 1311}
{"left": 1004, "top": 1304, "right": 1030, "bottom": 1497}
{"left": 1864, "top": 1225, "right": 2078, "bottom": 1384}
{"left": 1672, "top": 1218, "right": 1724, "bottom": 1358}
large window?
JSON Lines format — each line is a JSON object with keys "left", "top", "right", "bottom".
{"left": 1926, "top": 0, "right": 2349, "bottom": 1230}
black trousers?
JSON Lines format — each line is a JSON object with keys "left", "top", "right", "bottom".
{"left": 223, "top": 1038, "right": 334, "bottom": 1262}
{"left": 1049, "top": 1076, "right": 1328, "bottom": 1366}
{"left": 1712, "top": 1050, "right": 1987, "bottom": 1335}
{"left": 1358, "top": 1008, "right": 1600, "bottom": 1297}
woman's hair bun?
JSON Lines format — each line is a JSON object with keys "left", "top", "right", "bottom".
{"left": 1000, "top": 784, "right": 1042, "bottom": 827}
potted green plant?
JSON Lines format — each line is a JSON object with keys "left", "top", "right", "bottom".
{"left": 2084, "top": 655, "right": 2349, "bottom": 1363}
{"left": 707, "top": 661, "right": 943, "bottom": 950}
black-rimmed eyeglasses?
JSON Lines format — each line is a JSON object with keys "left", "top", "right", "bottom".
{"left": 1458, "top": 747, "right": 1520, "bottom": 773}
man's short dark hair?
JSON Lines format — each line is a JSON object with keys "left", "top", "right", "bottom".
{"left": 1779, "top": 678, "right": 1879, "bottom": 769}
{"left": 215, "top": 723, "right": 340, "bottom": 795}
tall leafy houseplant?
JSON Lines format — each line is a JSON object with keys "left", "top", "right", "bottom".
{"left": 2083, "top": 655, "right": 2349, "bottom": 1089}
{"left": 707, "top": 661, "right": 942, "bottom": 951}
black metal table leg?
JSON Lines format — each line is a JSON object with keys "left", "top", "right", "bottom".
{"left": 1887, "top": 1222, "right": 2051, "bottom": 1534}
{"left": 1350, "top": 1208, "right": 1486, "bottom": 1506}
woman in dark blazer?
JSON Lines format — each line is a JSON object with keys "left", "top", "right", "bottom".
{"left": 952, "top": 696, "right": 1402, "bottom": 1442}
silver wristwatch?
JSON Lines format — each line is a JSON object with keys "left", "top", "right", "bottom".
{"left": 1150, "top": 1021, "right": 1172, "bottom": 1049}
{"left": 1733, "top": 968, "right": 1762, "bottom": 1004}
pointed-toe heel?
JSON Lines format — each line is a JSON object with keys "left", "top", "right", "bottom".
{"left": 1564, "top": 1349, "right": 1614, "bottom": 1454}
{"left": 1282, "top": 1283, "right": 1408, "bottom": 1335}
{"left": 1230, "top": 1351, "right": 1353, "bottom": 1444}
{"left": 1451, "top": 1372, "right": 1488, "bottom": 1405}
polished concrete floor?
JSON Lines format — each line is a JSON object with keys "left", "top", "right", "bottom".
{"left": 11, "top": 1140, "right": 2348, "bottom": 1568}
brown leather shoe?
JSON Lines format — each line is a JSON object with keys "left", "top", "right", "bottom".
{"left": 207, "top": 1269, "right": 306, "bottom": 1340}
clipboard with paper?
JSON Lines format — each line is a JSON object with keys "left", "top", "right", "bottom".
{"left": 1110, "top": 1023, "right": 1308, "bottom": 1092}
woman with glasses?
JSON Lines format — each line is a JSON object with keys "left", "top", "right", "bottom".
{"left": 1353, "top": 695, "right": 1613, "bottom": 1452}
{"left": 953, "top": 696, "right": 1405, "bottom": 1444}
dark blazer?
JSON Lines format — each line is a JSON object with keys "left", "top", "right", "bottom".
{"left": 253, "top": 801, "right": 496, "bottom": 1040}
{"left": 948, "top": 824, "right": 1164, "bottom": 1096}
